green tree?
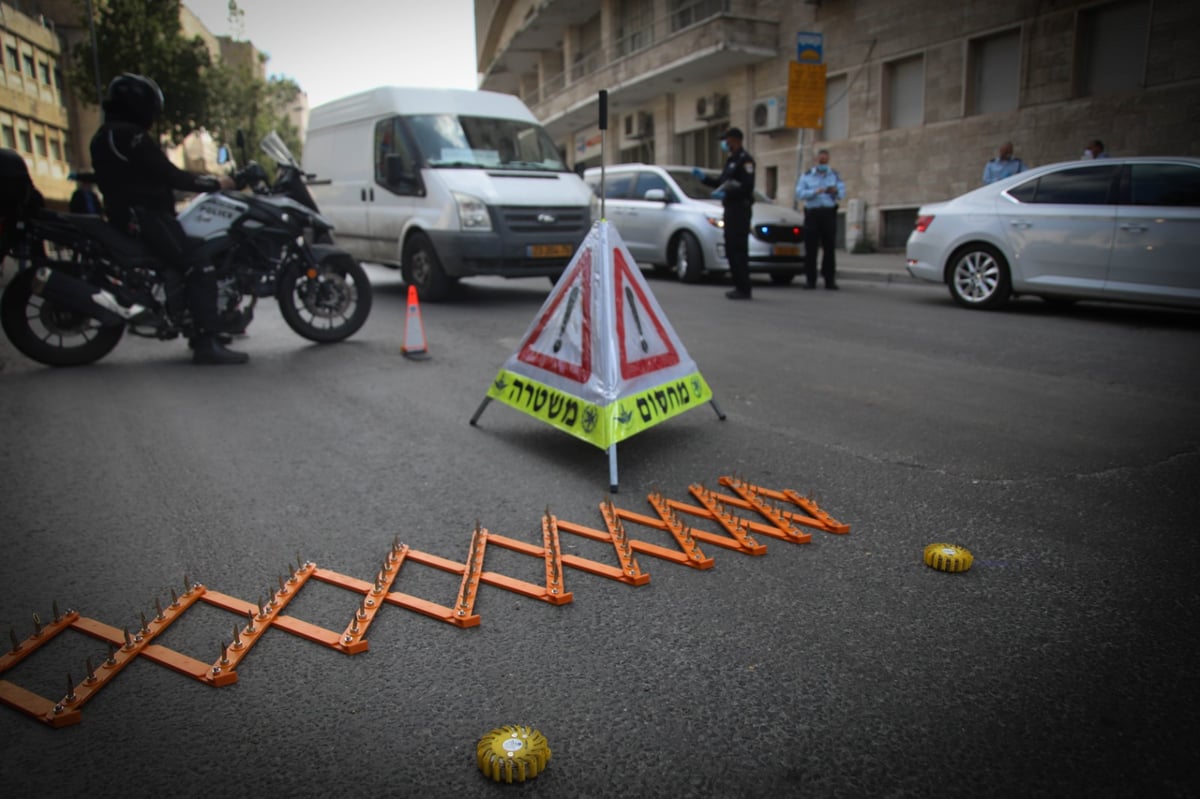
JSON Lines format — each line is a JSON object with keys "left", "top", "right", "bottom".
{"left": 68, "top": 0, "right": 213, "bottom": 144}
{"left": 207, "top": 62, "right": 304, "bottom": 178}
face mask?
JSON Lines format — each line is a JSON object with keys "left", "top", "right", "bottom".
{"left": 817, "top": 164, "right": 828, "bottom": 172}
{"left": 720, "top": 140, "right": 729, "bottom": 153}
{"left": 1081, "top": 150, "right": 1094, "bottom": 160}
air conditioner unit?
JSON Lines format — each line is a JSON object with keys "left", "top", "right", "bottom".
{"left": 695, "top": 93, "right": 729, "bottom": 121}
{"left": 752, "top": 96, "right": 786, "bottom": 132}
{"left": 623, "top": 111, "right": 653, "bottom": 140}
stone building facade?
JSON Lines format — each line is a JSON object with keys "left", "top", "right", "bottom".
{"left": 476, "top": 0, "right": 1200, "bottom": 250}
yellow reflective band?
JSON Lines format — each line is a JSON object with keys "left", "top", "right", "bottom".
{"left": 486, "top": 369, "right": 713, "bottom": 450}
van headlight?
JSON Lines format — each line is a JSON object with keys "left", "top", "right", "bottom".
{"left": 453, "top": 191, "right": 492, "bottom": 231}
{"left": 706, "top": 214, "right": 725, "bottom": 229}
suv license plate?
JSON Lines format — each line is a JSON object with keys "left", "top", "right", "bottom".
{"left": 528, "top": 244, "right": 574, "bottom": 258}
{"left": 773, "top": 244, "right": 800, "bottom": 256}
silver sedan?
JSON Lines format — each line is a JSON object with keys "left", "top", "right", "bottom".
{"left": 906, "top": 157, "right": 1200, "bottom": 310}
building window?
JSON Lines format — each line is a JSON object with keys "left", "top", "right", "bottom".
{"left": 617, "top": 0, "right": 654, "bottom": 57}
{"left": 1077, "top": 0, "right": 1150, "bottom": 97}
{"left": 968, "top": 29, "right": 1021, "bottom": 114}
{"left": 34, "top": 133, "right": 47, "bottom": 157}
{"left": 6, "top": 46, "right": 18, "bottom": 71}
{"left": 676, "top": 123, "right": 725, "bottom": 169}
{"left": 821, "top": 73, "right": 849, "bottom": 141}
{"left": 39, "top": 61, "right": 50, "bottom": 84}
{"left": 1, "top": 125, "right": 15, "bottom": 148}
{"left": 671, "top": 0, "right": 726, "bottom": 32}
{"left": 50, "top": 136, "right": 62, "bottom": 161}
{"left": 23, "top": 53, "right": 35, "bottom": 77}
{"left": 884, "top": 54, "right": 924, "bottom": 129}
{"left": 18, "top": 129, "right": 32, "bottom": 152}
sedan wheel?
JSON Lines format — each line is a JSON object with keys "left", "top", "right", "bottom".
{"left": 948, "top": 244, "right": 1011, "bottom": 309}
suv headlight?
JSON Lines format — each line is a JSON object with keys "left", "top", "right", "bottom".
{"left": 453, "top": 191, "right": 492, "bottom": 231}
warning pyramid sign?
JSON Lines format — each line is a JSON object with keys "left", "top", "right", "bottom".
{"left": 479, "top": 221, "right": 716, "bottom": 451}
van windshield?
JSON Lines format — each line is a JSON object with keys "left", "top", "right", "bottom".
{"left": 406, "top": 114, "right": 567, "bottom": 172}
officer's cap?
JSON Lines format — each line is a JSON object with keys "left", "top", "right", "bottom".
{"left": 721, "top": 127, "right": 744, "bottom": 140}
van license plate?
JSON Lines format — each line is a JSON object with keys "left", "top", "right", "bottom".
{"left": 773, "top": 244, "right": 800, "bottom": 256}
{"left": 528, "top": 244, "right": 574, "bottom": 258}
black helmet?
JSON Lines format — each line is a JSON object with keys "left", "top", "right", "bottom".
{"left": 102, "top": 73, "right": 164, "bottom": 128}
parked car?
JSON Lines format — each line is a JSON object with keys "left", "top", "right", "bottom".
{"left": 906, "top": 157, "right": 1200, "bottom": 310}
{"left": 583, "top": 164, "right": 805, "bottom": 284}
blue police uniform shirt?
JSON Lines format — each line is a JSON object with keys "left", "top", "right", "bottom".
{"left": 795, "top": 166, "right": 844, "bottom": 209}
{"left": 982, "top": 156, "right": 1025, "bottom": 185}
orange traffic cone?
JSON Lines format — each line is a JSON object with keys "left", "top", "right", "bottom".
{"left": 402, "top": 284, "right": 431, "bottom": 360}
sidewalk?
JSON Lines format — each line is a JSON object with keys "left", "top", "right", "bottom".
{"left": 829, "top": 249, "right": 921, "bottom": 284}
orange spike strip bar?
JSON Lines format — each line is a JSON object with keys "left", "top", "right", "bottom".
{"left": 715, "top": 476, "right": 850, "bottom": 534}
{"left": 675, "top": 484, "right": 769, "bottom": 555}
{"left": 453, "top": 525, "right": 488, "bottom": 621}
{"left": 39, "top": 582, "right": 208, "bottom": 727}
{"left": 199, "top": 560, "right": 318, "bottom": 674}
{"left": 336, "top": 541, "right": 408, "bottom": 655}
{"left": 602, "top": 495, "right": 714, "bottom": 570}
{"left": 314, "top": 558, "right": 482, "bottom": 629}
{"left": 713, "top": 478, "right": 813, "bottom": 544}
{"left": 600, "top": 500, "right": 646, "bottom": 580}
{"left": 552, "top": 517, "right": 653, "bottom": 586}
{"left": 475, "top": 513, "right": 574, "bottom": 605}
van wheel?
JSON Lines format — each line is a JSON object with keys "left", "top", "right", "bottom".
{"left": 673, "top": 232, "right": 704, "bottom": 283}
{"left": 402, "top": 232, "right": 451, "bottom": 301}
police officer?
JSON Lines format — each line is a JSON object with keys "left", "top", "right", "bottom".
{"left": 982, "top": 140, "right": 1025, "bottom": 184}
{"left": 795, "top": 148, "right": 845, "bottom": 289}
{"left": 89, "top": 73, "right": 245, "bottom": 365}
{"left": 694, "top": 127, "right": 756, "bottom": 299}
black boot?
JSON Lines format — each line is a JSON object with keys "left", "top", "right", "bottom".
{"left": 191, "top": 334, "right": 249, "bottom": 365}
{"left": 188, "top": 334, "right": 233, "bottom": 349}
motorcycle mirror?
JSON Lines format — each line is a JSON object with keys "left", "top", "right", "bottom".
{"left": 236, "top": 130, "right": 246, "bottom": 150}
{"left": 216, "top": 145, "right": 230, "bottom": 165}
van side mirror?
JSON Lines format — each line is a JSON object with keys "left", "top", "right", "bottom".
{"left": 385, "top": 153, "right": 413, "bottom": 187}
{"left": 643, "top": 188, "right": 667, "bottom": 202}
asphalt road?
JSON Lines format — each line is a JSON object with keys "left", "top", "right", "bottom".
{"left": 1, "top": 263, "right": 1199, "bottom": 798}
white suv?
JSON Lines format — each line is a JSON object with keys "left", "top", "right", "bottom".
{"left": 584, "top": 164, "right": 806, "bottom": 284}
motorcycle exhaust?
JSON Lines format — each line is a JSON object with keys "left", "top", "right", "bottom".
{"left": 30, "top": 267, "right": 133, "bottom": 327}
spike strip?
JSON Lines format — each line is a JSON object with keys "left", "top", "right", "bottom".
{"left": 715, "top": 476, "right": 850, "bottom": 534}
{"left": 599, "top": 500, "right": 645, "bottom": 579}
{"left": 552, "top": 518, "right": 653, "bottom": 586}
{"left": 633, "top": 492, "right": 715, "bottom": 568}
{"left": 714, "top": 478, "right": 813, "bottom": 543}
{"left": 1, "top": 610, "right": 80, "bottom": 674}
{"left": 198, "top": 561, "right": 317, "bottom": 677}
{"left": 471, "top": 513, "right": 575, "bottom": 605}
{"left": 453, "top": 526, "right": 488, "bottom": 620}
{"left": 679, "top": 484, "right": 768, "bottom": 555}
{"left": 335, "top": 543, "right": 409, "bottom": 654}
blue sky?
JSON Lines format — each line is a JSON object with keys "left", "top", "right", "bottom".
{"left": 185, "top": 0, "right": 479, "bottom": 108}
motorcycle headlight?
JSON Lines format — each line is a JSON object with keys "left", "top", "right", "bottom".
{"left": 453, "top": 191, "right": 492, "bottom": 231}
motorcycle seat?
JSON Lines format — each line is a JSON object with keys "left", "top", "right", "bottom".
{"left": 62, "top": 213, "right": 161, "bottom": 268}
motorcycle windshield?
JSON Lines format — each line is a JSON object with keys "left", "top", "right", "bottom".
{"left": 260, "top": 131, "right": 299, "bottom": 168}
{"left": 404, "top": 114, "right": 567, "bottom": 172}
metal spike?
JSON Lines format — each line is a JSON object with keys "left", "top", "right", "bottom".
{"left": 123, "top": 627, "right": 134, "bottom": 650}
{"left": 350, "top": 617, "right": 360, "bottom": 634}
{"left": 257, "top": 595, "right": 266, "bottom": 620}
{"left": 155, "top": 598, "right": 165, "bottom": 621}
{"left": 85, "top": 657, "right": 96, "bottom": 683}
{"left": 170, "top": 587, "right": 180, "bottom": 608}
{"left": 139, "top": 611, "right": 150, "bottom": 635}
{"left": 245, "top": 609, "right": 256, "bottom": 634}
{"left": 65, "top": 673, "right": 76, "bottom": 703}
{"left": 106, "top": 641, "right": 117, "bottom": 665}
{"left": 232, "top": 624, "right": 243, "bottom": 648}
{"left": 219, "top": 640, "right": 230, "bottom": 666}
{"left": 278, "top": 575, "right": 287, "bottom": 595}
{"left": 9, "top": 627, "right": 20, "bottom": 653}
{"left": 52, "top": 600, "right": 61, "bottom": 623}
{"left": 183, "top": 574, "right": 191, "bottom": 595}
{"left": 32, "top": 612, "right": 42, "bottom": 636}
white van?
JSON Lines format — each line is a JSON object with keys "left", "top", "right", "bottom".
{"left": 303, "top": 87, "right": 595, "bottom": 300}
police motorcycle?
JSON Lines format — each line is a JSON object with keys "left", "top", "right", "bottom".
{"left": 0, "top": 132, "right": 372, "bottom": 367}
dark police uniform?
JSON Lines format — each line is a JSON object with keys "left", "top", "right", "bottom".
{"left": 701, "top": 130, "right": 755, "bottom": 298}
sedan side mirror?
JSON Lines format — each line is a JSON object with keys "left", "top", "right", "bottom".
{"left": 643, "top": 188, "right": 667, "bottom": 202}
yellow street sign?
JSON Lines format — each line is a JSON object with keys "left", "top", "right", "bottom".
{"left": 786, "top": 61, "right": 827, "bottom": 129}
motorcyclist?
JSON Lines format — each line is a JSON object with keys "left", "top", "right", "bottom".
{"left": 89, "top": 73, "right": 247, "bottom": 365}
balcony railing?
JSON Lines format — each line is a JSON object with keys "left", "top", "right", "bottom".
{"left": 525, "top": 0, "right": 736, "bottom": 108}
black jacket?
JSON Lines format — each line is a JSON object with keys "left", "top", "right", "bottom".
{"left": 89, "top": 120, "right": 220, "bottom": 233}
{"left": 702, "top": 147, "right": 756, "bottom": 206}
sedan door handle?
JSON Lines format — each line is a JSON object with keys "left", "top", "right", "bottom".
{"left": 1119, "top": 223, "right": 1148, "bottom": 233}
{"left": 1009, "top": 219, "right": 1033, "bottom": 229}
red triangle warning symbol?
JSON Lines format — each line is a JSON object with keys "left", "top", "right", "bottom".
{"left": 516, "top": 248, "right": 593, "bottom": 383}
{"left": 613, "top": 248, "right": 680, "bottom": 379}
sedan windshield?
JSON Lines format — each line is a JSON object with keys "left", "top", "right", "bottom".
{"left": 406, "top": 114, "right": 567, "bottom": 171}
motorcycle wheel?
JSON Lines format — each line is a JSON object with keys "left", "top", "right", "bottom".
{"left": 1, "top": 268, "right": 124, "bottom": 366}
{"left": 276, "top": 251, "right": 373, "bottom": 343}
